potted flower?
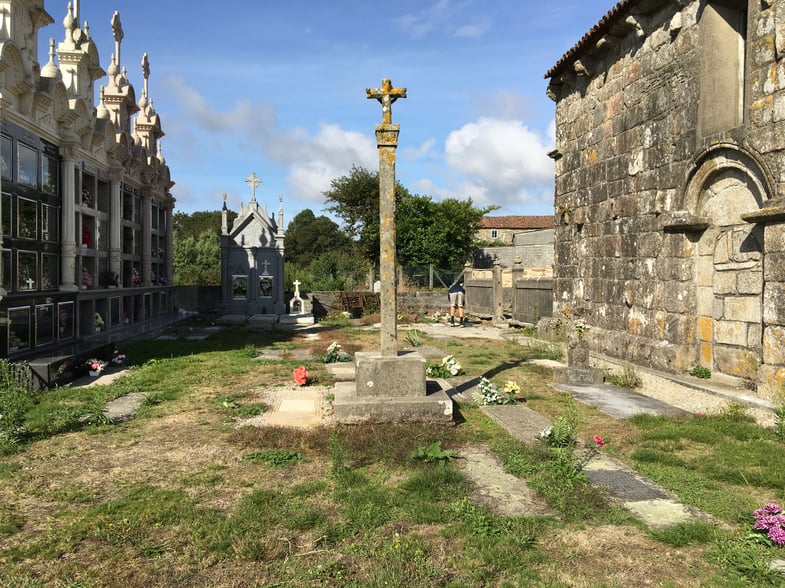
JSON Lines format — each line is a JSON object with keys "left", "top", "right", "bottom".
{"left": 85, "top": 358, "right": 107, "bottom": 376}
{"left": 81, "top": 268, "right": 93, "bottom": 289}
{"left": 95, "top": 313, "right": 104, "bottom": 332}
{"left": 111, "top": 350, "right": 126, "bottom": 366}
{"left": 132, "top": 267, "right": 141, "bottom": 286}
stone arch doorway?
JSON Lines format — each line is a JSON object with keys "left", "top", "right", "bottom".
{"left": 683, "top": 145, "right": 771, "bottom": 382}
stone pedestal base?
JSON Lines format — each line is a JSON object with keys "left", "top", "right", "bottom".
{"left": 248, "top": 314, "right": 279, "bottom": 328}
{"left": 355, "top": 352, "right": 426, "bottom": 397}
{"left": 553, "top": 366, "right": 605, "bottom": 385}
{"left": 327, "top": 352, "right": 453, "bottom": 424}
{"left": 278, "top": 313, "right": 315, "bottom": 327}
{"left": 330, "top": 381, "right": 453, "bottom": 424}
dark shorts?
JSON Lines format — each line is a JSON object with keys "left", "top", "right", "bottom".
{"left": 449, "top": 291, "right": 465, "bottom": 308}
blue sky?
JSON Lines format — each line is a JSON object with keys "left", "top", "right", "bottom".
{"left": 43, "top": 1, "right": 611, "bottom": 222}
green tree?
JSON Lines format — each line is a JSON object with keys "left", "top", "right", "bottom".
{"left": 173, "top": 210, "right": 234, "bottom": 239}
{"left": 323, "top": 165, "right": 413, "bottom": 265}
{"left": 285, "top": 209, "right": 353, "bottom": 267}
{"left": 324, "top": 166, "right": 493, "bottom": 273}
{"left": 173, "top": 230, "right": 221, "bottom": 285}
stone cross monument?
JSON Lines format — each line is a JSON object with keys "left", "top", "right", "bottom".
{"left": 366, "top": 78, "right": 407, "bottom": 357}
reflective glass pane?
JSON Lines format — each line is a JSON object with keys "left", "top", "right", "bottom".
{"left": 36, "top": 304, "right": 54, "bottom": 346}
{"left": 17, "top": 251, "right": 37, "bottom": 290}
{"left": 58, "top": 301, "right": 74, "bottom": 340}
{"left": 42, "top": 156, "right": 57, "bottom": 193}
{"left": 17, "top": 197, "right": 37, "bottom": 239}
{"left": 9, "top": 306, "right": 31, "bottom": 351}
{"left": 18, "top": 143, "right": 37, "bottom": 187}
{"left": 42, "top": 254, "right": 58, "bottom": 290}
{"left": 1, "top": 135, "right": 11, "bottom": 179}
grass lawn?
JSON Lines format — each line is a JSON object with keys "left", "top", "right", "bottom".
{"left": 1, "top": 317, "right": 785, "bottom": 586}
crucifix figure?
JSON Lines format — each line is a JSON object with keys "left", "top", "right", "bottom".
{"left": 245, "top": 172, "right": 261, "bottom": 202}
{"left": 366, "top": 78, "right": 407, "bottom": 125}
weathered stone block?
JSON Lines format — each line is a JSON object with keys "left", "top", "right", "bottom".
{"left": 714, "top": 345, "right": 759, "bottom": 380}
{"left": 737, "top": 270, "right": 763, "bottom": 295}
{"left": 715, "top": 320, "right": 747, "bottom": 346}
{"left": 699, "top": 342, "right": 713, "bottom": 367}
{"left": 696, "top": 286, "right": 714, "bottom": 315}
{"left": 763, "top": 325, "right": 785, "bottom": 364}
{"left": 712, "top": 271, "right": 737, "bottom": 295}
{"left": 696, "top": 255, "right": 714, "bottom": 287}
{"left": 697, "top": 316, "right": 713, "bottom": 341}
{"left": 724, "top": 296, "right": 761, "bottom": 323}
{"left": 354, "top": 352, "right": 426, "bottom": 398}
{"left": 764, "top": 252, "right": 785, "bottom": 281}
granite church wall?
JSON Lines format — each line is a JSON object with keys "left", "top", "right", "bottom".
{"left": 546, "top": 1, "right": 785, "bottom": 395}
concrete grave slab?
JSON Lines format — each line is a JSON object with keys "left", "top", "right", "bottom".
{"left": 555, "top": 383, "right": 690, "bottom": 419}
{"left": 479, "top": 404, "right": 551, "bottom": 445}
{"left": 584, "top": 469, "right": 668, "bottom": 501}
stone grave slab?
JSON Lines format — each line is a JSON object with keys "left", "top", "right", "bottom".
{"left": 584, "top": 469, "right": 668, "bottom": 501}
{"left": 479, "top": 405, "right": 551, "bottom": 445}
{"left": 555, "top": 383, "right": 690, "bottom": 419}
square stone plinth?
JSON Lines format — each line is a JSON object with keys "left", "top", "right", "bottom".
{"left": 355, "top": 351, "right": 426, "bottom": 397}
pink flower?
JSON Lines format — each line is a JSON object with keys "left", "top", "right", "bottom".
{"left": 593, "top": 435, "right": 605, "bottom": 448}
{"left": 769, "top": 526, "right": 785, "bottom": 545}
{"left": 293, "top": 366, "right": 308, "bottom": 386}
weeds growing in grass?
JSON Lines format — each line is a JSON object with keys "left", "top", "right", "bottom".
{"left": 244, "top": 449, "right": 301, "bottom": 467}
{"left": 605, "top": 362, "right": 643, "bottom": 388}
{"left": 6, "top": 321, "right": 785, "bottom": 586}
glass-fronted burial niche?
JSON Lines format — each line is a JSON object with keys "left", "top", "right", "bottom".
{"left": 232, "top": 275, "right": 247, "bottom": 299}
{"left": 259, "top": 275, "right": 273, "bottom": 298}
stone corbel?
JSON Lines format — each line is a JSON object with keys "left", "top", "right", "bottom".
{"left": 660, "top": 210, "right": 709, "bottom": 232}
{"left": 574, "top": 59, "right": 590, "bottom": 77}
{"left": 625, "top": 15, "right": 646, "bottom": 38}
{"left": 741, "top": 198, "right": 785, "bottom": 223}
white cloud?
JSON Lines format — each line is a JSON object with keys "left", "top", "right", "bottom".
{"left": 167, "top": 77, "right": 377, "bottom": 202}
{"left": 392, "top": 0, "right": 492, "bottom": 39}
{"left": 443, "top": 117, "right": 554, "bottom": 211}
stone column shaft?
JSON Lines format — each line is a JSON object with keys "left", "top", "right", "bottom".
{"left": 376, "top": 124, "right": 400, "bottom": 357}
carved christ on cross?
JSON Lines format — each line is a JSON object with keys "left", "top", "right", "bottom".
{"left": 366, "top": 78, "right": 407, "bottom": 124}
{"left": 245, "top": 172, "right": 261, "bottom": 202}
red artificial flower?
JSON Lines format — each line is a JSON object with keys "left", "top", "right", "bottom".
{"left": 293, "top": 366, "right": 308, "bottom": 386}
{"left": 593, "top": 435, "right": 605, "bottom": 448}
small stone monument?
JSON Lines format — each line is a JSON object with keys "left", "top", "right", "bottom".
{"left": 279, "top": 280, "right": 315, "bottom": 327}
{"left": 289, "top": 280, "right": 304, "bottom": 314}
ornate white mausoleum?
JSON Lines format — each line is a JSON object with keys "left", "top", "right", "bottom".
{"left": 0, "top": 1, "right": 176, "bottom": 383}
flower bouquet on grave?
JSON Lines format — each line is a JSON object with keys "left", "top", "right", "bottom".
{"left": 111, "top": 350, "right": 126, "bottom": 366}
{"left": 293, "top": 366, "right": 309, "bottom": 386}
{"left": 85, "top": 358, "right": 107, "bottom": 376}
{"left": 81, "top": 268, "right": 93, "bottom": 288}
{"left": 95, "top": 313, "right": 104, "bottom": 331}
{"left": 132, "top": 267, "right": 141, "bottom": 286}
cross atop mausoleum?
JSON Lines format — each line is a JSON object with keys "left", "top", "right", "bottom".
{"left": 245, "top": 172, "right": 262, "bottom": 202}
{"left": 366, "top": 78, "right": 407, "bottom": 125}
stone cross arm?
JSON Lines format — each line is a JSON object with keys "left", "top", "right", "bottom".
{"left": 366, "top": 78, "right": 407, "bottom": 124}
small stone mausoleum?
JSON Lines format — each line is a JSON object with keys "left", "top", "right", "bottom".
{"left": 545, "top": 0, "right": 785, "bottom": 396}
{"left": 219, "top": 174, "right": 285, "bottom": 317}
